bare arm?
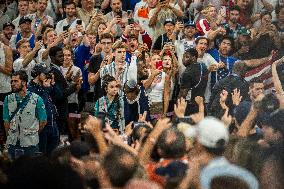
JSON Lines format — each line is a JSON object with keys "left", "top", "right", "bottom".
{"left": 261, "top": 0, "right": 274, "bottom": 12}
{"left": 237, "top": 106, "right": 258, "bottom": 137}
{"left": 139, "top": 118, "right": 171, "bottom": 165}
{"left": 4, "top": 122, "right": 10, "bottom": 136}
{"left": 142, "top": 69, "right": 161, "bottom": 90}
{"left": 22, "top": 41, "right": 43, "bottom": 68}
{"left": 85, "top": 116, "right": 108, "bottom": 155}
{"left": 272, "top": 57, "right": 284, "bottom": 95}
{"left": 149, "top": 7, "right": 162, "bottom": 27}
{"left": 39, "top": 121, "right": 47, "bottom": 132}
{"left": 41, "top": 36, "right": 63, "bottom": 60}
{"left": 0, "top": 45, "right": 13, "bottom": 75}
{"left": 163, "top": 74, "right": 172, "bottom": 115}
{"left": 88, "top": 72, "right": 100, "bottom": 86}
{"left": 243, "top": 56, "right": 270, "bottom": 67}
{"left": 168, "top": 5, "right": 183, "bottom": 18}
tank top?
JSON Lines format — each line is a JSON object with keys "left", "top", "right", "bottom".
{"left": 0, "top": 43, "right": 11, "bottom": 93}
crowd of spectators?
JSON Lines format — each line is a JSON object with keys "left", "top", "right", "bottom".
{"left": 0, "top": 0, "right": 284, "bottom": 188}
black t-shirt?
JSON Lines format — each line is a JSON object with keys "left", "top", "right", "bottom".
{"left": 180, "top": 63, "right": 208, "bottom": 102}
{"left": 88, "top": 54, "right": 103, "bottom": 101}
{"left": 153, "top": 33, "right": 172, "bottom": 50}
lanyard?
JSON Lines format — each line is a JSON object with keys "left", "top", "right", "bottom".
{"left": 192, "top": 63, "right": 203, "bottom": 89}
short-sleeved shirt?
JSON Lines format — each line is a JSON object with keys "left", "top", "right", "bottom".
{"left": 3, "top": 92, "right": 47, "bottom": 122}
{"left": 207, "top": 48, "right": 238, "bottom": 88}
{"left": 180, "top": 62, "right": 208, "bottom": 102}
{"left": 13, "top": 58, "right": 37, "bottom": 81}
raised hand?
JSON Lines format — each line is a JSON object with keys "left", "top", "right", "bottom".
{"left": 231, "top": 88, "right": 242, "bottom": 106}
{"left": 174, "top": 97, "right": 187, "bottom": 118}
{"left": 220, "top": 89, "right": 228, "bottom": 109}
{"left": 195, "top": 96, "right": 204, "bottom": 106}
{"left": 221, "top": 108, "right": 232, "bottom": 126}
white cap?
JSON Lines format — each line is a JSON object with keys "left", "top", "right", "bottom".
{"left": 197, "top": 117, "right": 229, "bottom": 148}
{"left": 177, "top": 122, "right": 196, "bottom": 139}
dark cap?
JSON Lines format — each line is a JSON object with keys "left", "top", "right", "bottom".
{"left": 3, "top": 22, "right": 15, "bottom": 29}
{"left": 32, "top": 64, "right": 51, "bottom": 76}
{"left": 155, "top": 160, "right": 188, "bottom": 178}
{"left": 184, "top": 21, "right": 196, "bottom": 28}
{"left": 164, "top": 18, "right": 175, "bottom": 25}
{"left": 19, "top": 16, "right": 32, "bottom": 25}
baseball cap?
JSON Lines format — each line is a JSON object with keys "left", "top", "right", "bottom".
{"left": 19, "top": 16, "right": 32, "bottom": 25}
{"left": 126, "top": 79, "right": 137, "bottom": 89}
{"left": 164, "top": 18, "right": 175, "bottom": 25}
{"left": 3, "top": 22, "right": 15, "bottom": 29}
{"left": 32, "top": 64, "right": 51, "bottom": 75}
{"left": 196, "top": 117, "right": 229, "bottom": 148}
{"left": 184, "top": 21, "right": 196, "bottom": 28}
{"left": 155, "top": 160, "right": 188, "bottom": 178}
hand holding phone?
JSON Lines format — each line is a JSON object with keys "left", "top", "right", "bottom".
{"left": 156, "top": 60, "right": 163, "bottom": 70}
{"left": 76, "top": 19, "right": 82, "bottom": 25}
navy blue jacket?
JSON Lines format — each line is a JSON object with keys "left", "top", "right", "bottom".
{"left": 28, "top": 81, "right": 58, "bottom": 125}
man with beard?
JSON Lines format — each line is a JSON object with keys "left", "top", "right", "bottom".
{"left": 3, "top": 70, "right": 47, "bottom": 158}
{"left": 221, "top": 6, "right": 248, "bottom": 40}
{"left": 104, "top": 0, "right": 128, "bottom": 37}
{"left": 178, "top": 48, "right": 208, "bottom": 115}
{"left": 49, "top": 46, "right": 80, "bottom": 136}
{"left": 77, "top": 0, "right": 97, "bottom": 25}
{"left": 0, "top": 22, "right": 15, "bottom": 46}
{"left": 28, "top": 0, "right": 54, "bottom": 34}
{"left": 55, "top": 1, "right": 86, "bottom": 35}
{"left": 28, "top": 65, "right": 60, "bottom": 155}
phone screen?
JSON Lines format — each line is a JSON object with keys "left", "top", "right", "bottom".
{"left": 156, "top": 61, "right": 163, "bottom": 70}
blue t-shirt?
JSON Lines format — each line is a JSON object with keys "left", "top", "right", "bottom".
{"left": 74, "top": 45, "right": 92, "bottom": 91}
{"left": 207, "top": 48, "right": 238, "bottom": 88}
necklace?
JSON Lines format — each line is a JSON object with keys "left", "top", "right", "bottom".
{"left": 125, "top": 89, "right": 141, "bottom": 104}
{"left": 191, "top": 63, "right": 203, "bottom": 89}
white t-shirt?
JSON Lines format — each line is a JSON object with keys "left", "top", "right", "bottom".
{"left": 175, "top": 38, "right": 196, "bottom": 76}
{"left": 55, "top": 18, "right": 86, "bottom": 34}
{"left": 0, "top": 43, "right": 11, "bottom": 93}
{"left": 61, "top": 65, "right": 82, "bottom": 104}
{"left": 147, "top": 72, "right": 174, "bottom": 103}
{"left": 13, "top": 58, "right": 37, "bottom": 81}
{"left": 198, "top": 53, "right": 218, "bottom": 103}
